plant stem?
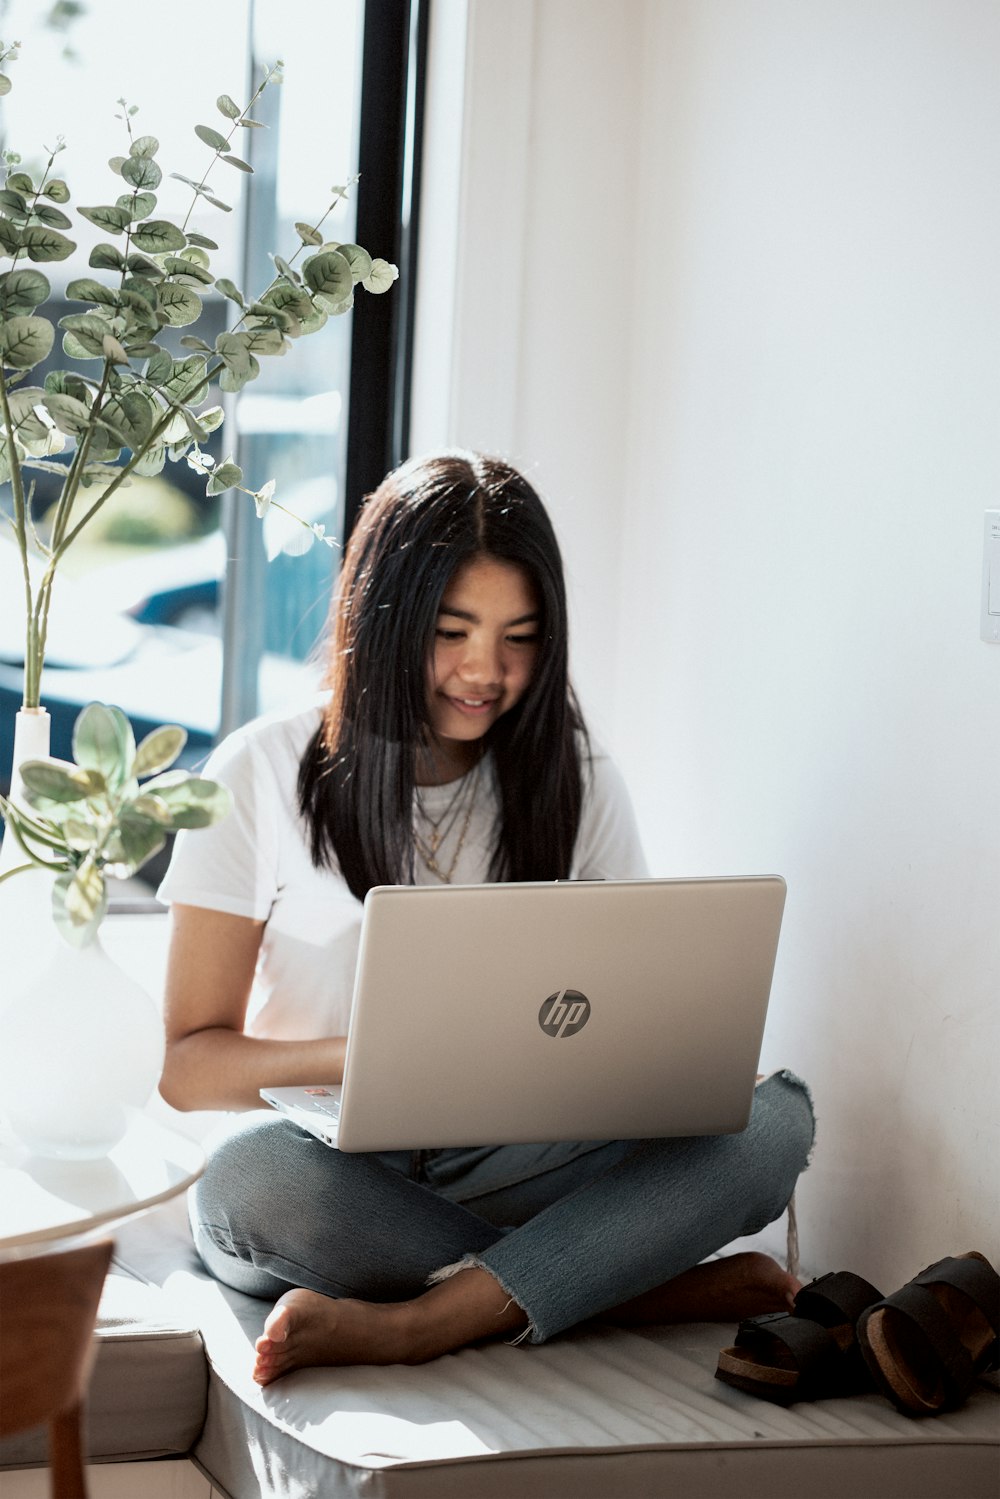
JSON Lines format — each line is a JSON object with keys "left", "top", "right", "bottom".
{"left": 0, "top": 369, "right": 38, "bottom": 705}
{"left": 50, "top": 362, "right": 222, "bottom": 562}
{"left": 180, "top": 68, "right": 274, "bottom": 235}
{"left": 49, "top": 361, "right": 112, "bottom": 553}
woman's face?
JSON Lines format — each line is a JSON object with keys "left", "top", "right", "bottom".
{"left": 425, "top": 555, "right": 541, "bottom": 771}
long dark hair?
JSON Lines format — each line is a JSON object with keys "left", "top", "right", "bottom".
{"left": 298, "top": 451, "right": 588, "bottom": 899}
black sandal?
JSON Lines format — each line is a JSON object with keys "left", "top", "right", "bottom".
{"left": 715, "top": 1270, "right": 883, "bottom": 1405}
{"left": 856, "top": 1251, "right": 1000, "bottom": 1416}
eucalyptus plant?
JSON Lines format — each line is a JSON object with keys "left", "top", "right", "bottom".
{"left": 0, "top": 702, "right": 230, "bottom": 944}
{"left": 0, "top": 43, "right": 397, "bottom": 710}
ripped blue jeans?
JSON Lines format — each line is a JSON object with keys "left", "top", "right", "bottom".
{"left": 190, "top": 1069, "right": 814, "bottom": 1343}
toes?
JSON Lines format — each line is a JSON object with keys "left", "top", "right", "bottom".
{"left": 262, "top": 1302, "right": 294, "bottom": 1344}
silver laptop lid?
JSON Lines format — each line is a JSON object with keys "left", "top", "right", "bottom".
{"left": 335, "top": 876, "right": 786, "bottom": 1152}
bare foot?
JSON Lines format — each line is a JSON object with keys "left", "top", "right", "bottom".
{"left": 606, "top": 1251, "right": 800, "bottom": 1327}
{"left": 252, "top": 1268, "right": 527, "bottom": 1386}
{"left": 253, "top": 1290, "right": 417, "bottom": 1385}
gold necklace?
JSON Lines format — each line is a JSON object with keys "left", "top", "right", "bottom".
{"left": 414, "top": 771, "right": 473, "bottom": 856}
{"left": 413, "top": 759, "right": 482, "bottom": 883}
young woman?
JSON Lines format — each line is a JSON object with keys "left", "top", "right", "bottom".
{"left": 159, "top": 450, "right": 814, "bottom": 1386}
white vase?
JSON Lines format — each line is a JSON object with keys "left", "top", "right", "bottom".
{"left": 0, "top": 930, "right": 166, "bottom": 1159}
{"left": 1, "top": 708, "right": 57, "bottom": 1003}
{"left": 1, "top": 707, "right": 165, "bottom": 1159}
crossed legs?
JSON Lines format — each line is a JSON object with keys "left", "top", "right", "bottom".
{"left": 191, "top": 1072, "right": 814, "bottom": 1384}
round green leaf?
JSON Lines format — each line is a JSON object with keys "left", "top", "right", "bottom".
{"left": 62, "top": 817, "right": 99, "bottom": 852}
{"left": 33, "top": 202, "right": 72, "bottom": 231}
{"left": 195, "top": 124, "right": 229, "bottom": 152}
{"left": 294, "top": 223, "right": 323, "bottom": 247}
{"left": 222, "top": 154, "right": 252, "bottom": 173}
{"left": 133, "top": 443, "right": 166, "bottom": 477}
{"left": 334, "top": 243, "right": 373, "bottom": 283}
{"left": 129, "top": 134, "right": 160, "bottom": 159}
{"left": 20, "top": 225, "right": 75, "bottom": 262}
{"left": 121, "top": 154, "right": 162, "bottom": 191}
{"left": 196, "top": 404, "right": 224, "bottom": 434}
{"left": 131, "top": 219, "right": 186, "bottom": 254}
{"left": 214, "top": 332, "right": 259, "bottom": 392}
{"left": 44, "top": 179, "right": 71, "bottom": 204}
{"left": 302, "top": 248, "right": 353, "bottom": 302}
{"left": 206, "top": 460, "right": 243, "bottom": 494}
{"left": 101, "top": 333, "right": 129, "bottom": 364}
{"left": 216, "top": 94, "right": 241, "bottom": 119}
{"left": 116, "top": 805, "right": 168, "bottom": 872}
{"left": 73, "top": 702, "right": 135, "bottom": 786}
{"left": 66, "top": 277, "right": 119, "bottom": 308}
{"left": 6, "top": 386, "right": 53, "bottom": 450}
{"left": 202, "top": 194, "right": 232, "bottom": 213}
{"left": 214, "top": 277, "right": 245, "bottom": 306}
{"left": 146, "top": 776, "right": 231, "bottom": 829}
{"left": 125, "top": 252, "right": 164, "bottom": 279}
{"left": 44, "top": 370, "right": 93, "bottom": 402}
{"left": 129, "top": 794, "right": 173, "bottom": 825}
{"left": 123, "top": 280, "right": 160, "bottom": 316}
{"left": 177, "top": 245, "right": 211, "bottom": 269}
{"left": 185, "top": 231, "right": 219, "bottom": 251}
{"left": 42, "top": 389, "right": 95, "bottom": 436}
{"left": 157, "top": 284, "right": 203, "bottom": 327}
{"left": 59, "top": 311, "right": 114, "bottom": 358}
{"left": 133, "top": 724, "right": 187, "bottom": 778}
{"left": 0, "top": 267, "right": 50, "bottom": 314}
{"left": 0, "top": 75, "right": 12, "bottom": 98}
{"left": 259, "top": 279, "right": 313, "bottom": 318}
{"left": 162, "top": 355, "right": 209, "bottom": 402}
{"left": 0, "top": 188, "right": 28, "bottom": 216}
{"left": 0, "top": 315, "right": 54, "bottom": 370}
{"left": 89, "top": 242, "right": 126, "bottom": 272}
{"left": 20, "top": 758, "right": 102, "bottom": 804}
{"left": 161, "top": 255, "right": 213, "bottom": 286}
{"left": 144, "top": 348, "right": 173, "bottom": 385}
{"left": 125, "top": 191, "right": 158, "bottom": 222}
{"left": 0, "top": 217, "right": 22, "bottom": 254}
{"left": 6, "top": 173, "right": 35, "bottom": 195}
{"left": 244, "top": 325, "right": 288, "bottom": 356}
{"left": 100, "top": 391, "right": 153, "bottom": 452}
{"left": 78, "top": 204, "right": 131, "bottom": 235}
{"left": 362, "top": 257, "right": 400, "bottom": 294}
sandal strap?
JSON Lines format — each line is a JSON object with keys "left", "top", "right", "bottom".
{"left": 871, "top": 1283, "right": 977, "bottom": 1401}
{"left": 911, "top": 1256, "right": 1000, "bottom": 1341}
{"left": 736, "top": 1311, "right": 842, "bottom": 1380}
{"left": 795, "top": 1271, "right": 883, "bottom": 1328}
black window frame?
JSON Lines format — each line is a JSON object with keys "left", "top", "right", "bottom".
{"left": 344, "top": 0, "right": 430, "bottom": 537}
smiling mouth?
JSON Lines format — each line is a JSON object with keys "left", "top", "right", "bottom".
{"left": 447, "top": 696, "right": 498, "bottom": 711}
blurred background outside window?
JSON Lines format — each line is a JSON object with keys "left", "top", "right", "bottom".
{"left": 0, "top": 0, "right": 408, "bottom": 797}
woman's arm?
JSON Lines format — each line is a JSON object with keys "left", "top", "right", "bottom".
{"left": 159, "top": 903, "right": 347, "bottom": 1111}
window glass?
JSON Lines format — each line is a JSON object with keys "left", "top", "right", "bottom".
{"left": 0, "top": 0, "right": 364, "bottom": 770}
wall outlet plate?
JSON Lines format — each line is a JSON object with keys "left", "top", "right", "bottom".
{"left": 982, "top": 510, "right": 1000, "bottom": 643}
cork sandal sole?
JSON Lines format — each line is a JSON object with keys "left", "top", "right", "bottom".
{"left": 715, "top": 1271, "right": 882, "bottom": 1406}
{"left": 857, "top": 1251, "right": 1000, "bottom": 1417}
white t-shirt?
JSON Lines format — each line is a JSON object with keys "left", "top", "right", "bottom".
{"left": 159, "top": 697, "right": 648, "bottom": 1040}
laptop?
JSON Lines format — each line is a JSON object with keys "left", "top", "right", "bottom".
{"left": 261, "top": 875, "right": 786, "bottom": 1151}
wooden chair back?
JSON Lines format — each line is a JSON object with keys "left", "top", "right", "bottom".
{"left": 0, "top": 1237, "right": 114, "bottom": 1499}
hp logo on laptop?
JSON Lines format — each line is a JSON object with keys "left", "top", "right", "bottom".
{"left": 538, "top": 989, "right": 591, "bottom": 1038}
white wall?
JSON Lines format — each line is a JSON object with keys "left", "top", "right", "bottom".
{"left": 418, "top": 0, "right": 1000, "bottom": 1288}
{"left": 416, "top": 0, "right": 643, "bottom": 743}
